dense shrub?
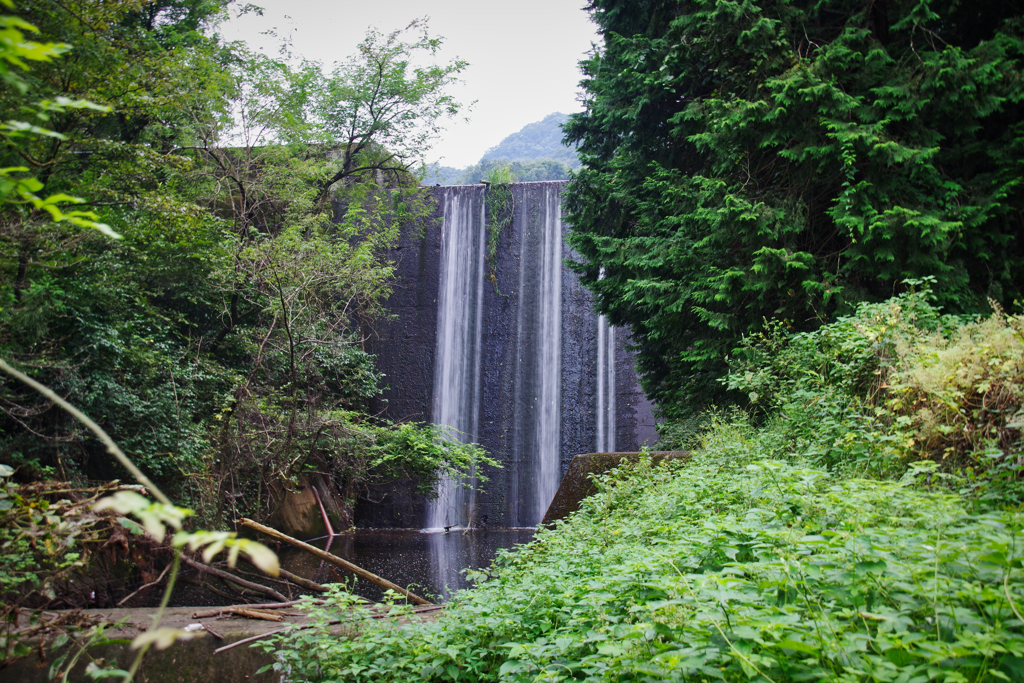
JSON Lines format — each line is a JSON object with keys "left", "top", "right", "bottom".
{"left": 260, "top": 288, "right": 1024, "bottom": 681}
{"left": 719, "top": 283, "right": 1024, "bottom": 502}
{"left": 261, "top": 425, "right": 1024, "bottom": 682}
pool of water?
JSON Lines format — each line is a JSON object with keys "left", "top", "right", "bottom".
{"left": 278, "top": 528, "right": 536, "bottom": 603}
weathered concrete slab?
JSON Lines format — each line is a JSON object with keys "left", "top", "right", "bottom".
{"left": 6, "top": 606, "right": 284, "bottom": 682}
{"left": 6, "top": 603, "right": 438, "bottom": 682}
{"left": 540, "top": 451, "right": 691, "bottom": 526}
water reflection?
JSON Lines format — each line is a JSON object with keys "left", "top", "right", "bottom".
{"left": 279, "top": 528, "right": 535, "bottom": 603}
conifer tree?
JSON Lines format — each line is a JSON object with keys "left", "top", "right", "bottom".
{"left": 564, "top": 0, "right": 1024, "bottom": 416}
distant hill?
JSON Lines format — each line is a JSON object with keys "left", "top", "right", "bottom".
{"left": 424, "top": 113, "right": 578, "bottom": 185}
{"left": 480, "top": 113, "right": 578, "bottom": 168}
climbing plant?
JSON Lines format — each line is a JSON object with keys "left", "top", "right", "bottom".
{"left": 485, "top": 164, "right": 515, "bottom": 293}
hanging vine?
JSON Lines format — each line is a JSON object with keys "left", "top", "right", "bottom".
{"left": 485, "top": 164, "right": 515, "bottom": 294}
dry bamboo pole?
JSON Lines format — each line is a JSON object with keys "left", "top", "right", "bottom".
{"left": 238, "top": 518, "right": 433, "bottom": 605}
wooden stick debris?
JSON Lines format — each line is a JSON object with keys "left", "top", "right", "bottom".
{"left": 239, "top": 518, "right": 433, "bottom": 605}
{"left": 213, "top": 627, "right": 289, "bottom": 654}
{"left": 199, "top": 622, "right": 224, "bottom": 640}
{"left": 225, "top": 608, "right": 284, "bottom": 622}
{"left": 278, "top": 568, "right": 330, "bottom": 593}
{"left": 180, "top": 555, "right": 288, "bottom": 603}
{"left": 192, "top": 606, "right": 286, "bottom": 621}
{"left": 212, "top": 604, "right": 446, "bottom": 654}
{"left": 194, "top": 599, "right": 323, "bottom": 613}
{"left": 117, "top": 562, "right": 172, "bottom": 606}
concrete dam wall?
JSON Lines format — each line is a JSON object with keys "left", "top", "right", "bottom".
{"left": 360, "top": 181, "right": 657, "bottom": 529}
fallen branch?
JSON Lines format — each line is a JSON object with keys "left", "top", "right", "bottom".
{"left": 212, "top": 604, "right": 445, "bottom": 654}
{"left": 278, "top": 568, "right": 329, "bottom": 594}
{"left": 193, "top": 599, "right": 324, "bottom": 615}
{"left": 226, "top": 608, "right": 284, "bottom": 622}
{"left": 117, "top": 563, "right": 172, "bottom": 606}
{"left": 191, "top": 606, "right": 286, "bottom": 621}
{"left": 180, "top": 555, "right": 288, "bottom": 603}
{"left": 239, "top": 518, "right": 432, "bottom": 605}
{"left": 199, "top": 622, "right": 224, "bottom": 640}
{"left": 214, "top": 626, "right": 290, "bottom": 654}
{"left": 311, "top": 485, "right": 337, "bottom": 536}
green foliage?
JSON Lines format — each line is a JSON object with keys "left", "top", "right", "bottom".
{"left": 563, "top": 0, "right": 1024, "bottom": 417}
{"left": 256, "top": 586, "right": 411, "bottom": 680}
{"left": 0, "top": 3, "right": 482, "bottom": 529}
{"left": 0, "top": 471, "right": 86, "bottom": 604}
{"left": 720, "top": 284, "right": 1024, "bottom": 502}
{"left": 301, "top": 18, "right": 469, "bottom": 197}
{"left": 485, "top": 164, "right": 515, "bottom": 293}
{"left": 259, "top": 287, "right": 1024, "bottom": 682}
{"left": 456, "top": 157, "right": 572, "bottom": 185}
{"left": 0, "top": 4, "right": 115, "bottom": 236}
{"left": 258, "top": 443, "right": 1024, "bottom": 683}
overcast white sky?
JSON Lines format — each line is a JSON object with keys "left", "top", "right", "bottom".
{"left": 217, "top": 1, "right": 598, "bottom": 168}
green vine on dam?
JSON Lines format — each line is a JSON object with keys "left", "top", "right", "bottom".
{"left": 484, "top": 165, "right": 516, "bottom": 295}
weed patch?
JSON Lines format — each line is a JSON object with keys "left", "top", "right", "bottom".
{"left": 263, "top": 445, "right": 1024, "bottom": 681}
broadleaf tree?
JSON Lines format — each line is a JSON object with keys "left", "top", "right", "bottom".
{"left": 0, "top": 2, "right": 487, "bottom": 527}
{"left": 299, "top": 18, "right": 470, "bottom": 204}
{"left": 563, "top": 0, "right": 1024, "bottom": 417}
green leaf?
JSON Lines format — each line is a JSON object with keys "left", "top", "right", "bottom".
{"left": 775, "top": 639, "right": 819, "bottom": 655}
{"left": 85, "top": 663, "right": 132, "bottom": 679}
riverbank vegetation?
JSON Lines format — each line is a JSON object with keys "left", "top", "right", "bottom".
{"left": 0, "top": 0, "right": 484, "bottom": 527}
{"left": 261, "top": 286, "right": 1024, "bottom": 682}
{"left": 257, "top": 0, "right": 1024, "bottom": 679}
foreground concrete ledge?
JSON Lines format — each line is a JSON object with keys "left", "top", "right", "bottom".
{"left": 541, "top": 451, "right": 691, "bottom": 527}
{"left": 6, "top": 603, "right": 433, "bottom": 683}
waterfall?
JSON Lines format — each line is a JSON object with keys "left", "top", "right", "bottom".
{"left": 596, "top": 314, "right": 616, "bottom": 453}
{"left": 386, "top": 181, "right": 654, "bottom": 532}
{"left": 425, "top": 187, "right": 487, "bottom": 530}
{"left": 510, "top": 185, "right": 563, "bottom": 526}
{"left": 534, "top": 187, "right": 563, "bottom": 523}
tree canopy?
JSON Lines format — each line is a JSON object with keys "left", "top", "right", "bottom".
{"left": 0, "top": 1, "right": 484, "bottom": 526}
{"left": 563, "top": 0, "right": 1024, "bottom": 416}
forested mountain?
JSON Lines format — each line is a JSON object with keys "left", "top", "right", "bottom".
{"left": 481, "top": 112, "right": 579, "bottom": 167}
{"left": 424, "top": 112, "right": 578, "bottom": 184}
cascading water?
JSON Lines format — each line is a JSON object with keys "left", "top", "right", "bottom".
{"left": 510, "top": 185, "right": 563, "bottom": 526}
{"left": 425, "top": 187, "right": 487, "bottom": 530}
{"left": 371, "top": 180, "right": 656, "bottom": 534}
{"left": 596, "top": 313, "right": 616, "bottom": 453}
